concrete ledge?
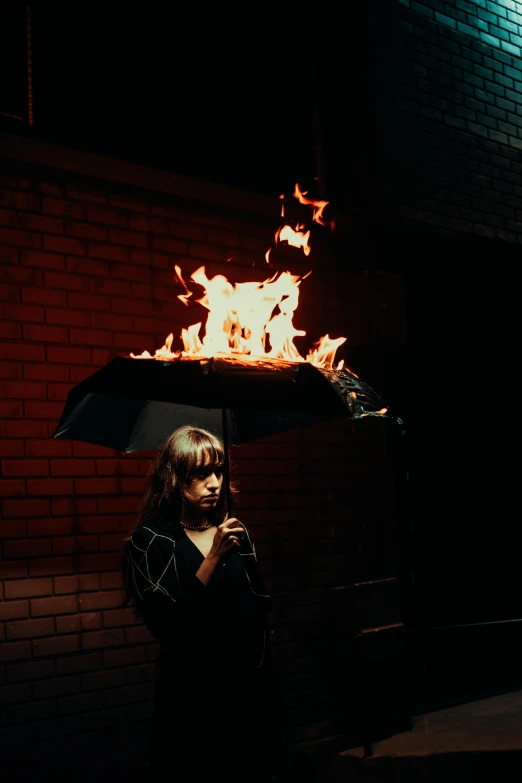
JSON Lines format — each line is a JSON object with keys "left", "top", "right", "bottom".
{"left": 0, "top": 130, "right": 278, "bottom": 218}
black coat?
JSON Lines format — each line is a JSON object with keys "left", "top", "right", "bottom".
{"left": 127, "top": 517, "right": 289, "bottom": 781}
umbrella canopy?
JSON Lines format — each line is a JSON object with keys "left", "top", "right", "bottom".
{"left": 51, "top": 355, "right": 396, "bottom": 452}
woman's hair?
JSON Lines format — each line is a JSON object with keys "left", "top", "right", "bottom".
{"left": 120, "top": 425, "right": 237, "bottom": 614}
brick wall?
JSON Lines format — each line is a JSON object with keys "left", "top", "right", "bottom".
{"left": 0, "top": 148, "right": 406, "bottom": 774}
{"left": 380, "top": 0, "right": 522, "bottom": 242}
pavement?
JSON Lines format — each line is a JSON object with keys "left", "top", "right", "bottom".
{"left": 302, "top": 687, "right": 522, "bottom": 782}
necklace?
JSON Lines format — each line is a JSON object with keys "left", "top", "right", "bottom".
{"left": 180, "top": 520, "right": 213, "bottom": 532}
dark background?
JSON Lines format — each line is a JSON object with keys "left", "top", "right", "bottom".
{"left": 1, "top": 2, "right": 519, "bottom": 634}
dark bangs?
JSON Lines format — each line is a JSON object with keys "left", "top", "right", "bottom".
{"left": 176, "top": 428, "right": 224, "bottom": 483}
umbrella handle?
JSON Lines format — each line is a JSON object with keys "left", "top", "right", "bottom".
{"left": 222, "top": 408, "right": 232, "bottom": 515}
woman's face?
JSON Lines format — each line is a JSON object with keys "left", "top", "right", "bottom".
{"left": 184, "top": 464, "right": 223, "bottom": 512}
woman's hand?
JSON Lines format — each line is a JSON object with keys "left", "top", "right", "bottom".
{"left": 207, "top": 517, "right": 244, "bottom": 562}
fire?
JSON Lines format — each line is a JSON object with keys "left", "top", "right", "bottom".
{"left": 131, "top": 184, "right": 346, "bottom": 369}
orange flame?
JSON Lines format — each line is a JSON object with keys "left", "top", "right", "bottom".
{"left": 131, "top": 184, "right": 346, "bottom": 369}
{"left": 293, "top": 183, "right": 331, "bottom": 227}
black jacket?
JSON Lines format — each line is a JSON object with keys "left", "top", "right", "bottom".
{"left": 127, "top": 516, "right": 272, "bottom": 665}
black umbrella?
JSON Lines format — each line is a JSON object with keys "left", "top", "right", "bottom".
{"left": 51, "top": 354, "right": 398, "bottom": 510}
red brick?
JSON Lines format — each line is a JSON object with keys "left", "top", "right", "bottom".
{"left": 29, "top": 556, "right": 74, "bottom": 577}
{"left": 0, "top": 343, "right": 45, "bottom": 362}
{"left": 0, "top": 227, "right": 41, "bottom": 248}
{"left": 56, "top": 613, "right": 82, "bottom": 634}
{"left": 43, "top": 234, "right": 85, "bottom": 255}
{"left": 115, "top": 332, "right": 152, "bottom": 353}
{"left": 2, "top": 459, "right": 49, "bottom": 477}
{"left": 47, "top": 383, "right": 69, "bottom": 400}
{"left": 0, "top": 190, "right": 40, "bottom": 211}
{"left": 0, "top": 284, "right": 20, "bottom": 302}
{"left": 42, "top": 197, "right": 84, "bottom": 220}
{"left": 2, "top": 498, "right": 50, "bottom": 518}
{"left": 23, "top": 366, "right": 68, "bottom": 385}
{"left": 89, "top": 277, "right": 132, "bottom": 298}
{"left": 32, "top": 634, "right": 80, "bottom": 657}
{"left": 53, "top": 536, "right": 98, "bottom": 555}
{"left": 7, "top": 660, "right": 55, "bottom": 682}
{"left": 67, "top": 185, "right": 106, "bottom": 204}
{"left": 18, "top": 213, "right": 63, "bottom": 234}
{"left": 33, "top": 674, "right": 80, "bottom": 699}
{"left": 0, "top": 207, "right": 17, "bottom": 227}
{"left": 51, "top": 497, "right": 97, "bottom": 516}
{"left": 125, "top": 626, "right": 155, "bottom": 644}
{"left": 130, "top": 317, "right": 153, "bottom": 334}
{"left": 0, "top": 401, "right": 23, "bottom": 417}
{"left": 20, "top": 249, "right": 66, "bottom": 271}
{"left": 0, "top": 640, "right": 32, "bottom": 662}
{"left": 22, "top": 287, "right": 67, "bottom": 307}
{"left": 81, "top": 668, "right": 125, "bottom": 691}
{"left": 119, "top": 477, "right": 144, "bottom": 495}
{"left": 45, "top": 307, "right": 90, "bottom": 327}
{"left": 67, "top": 256, "right": 109, "bottom": 276}
{"left": 88, "top": 242, "right": 129, "bottom": 262}
{"left": 22, "top": 323, "right": 68, "bottom": 344}
{"left": 75, "top": 553, "right": 120, "bottom": 572}
{"left": 24, "top": 401, "right": 64, "bottom": 419}
{"left": 4, "top": 578, "right": 53, "bottom": 599}
{"left": 100, "top": 571, "right": 123, "bottom": 590}
{"left": 112, "top": 297, "right": 154, "bottom": 315}
{"left": 56, "top": 651, "right": 102, "bottom": 675}
{"left": 98, "top": 496, "right": 140, "bottom": 514}
{"left": 103, "top": 607, "right": 136, "bottom": 627}
{"left": 109, "top": 194, "right": 147, "bottom": 212}
{"left": 0, "top": 322, "right": 21, "bottom": 339}
{"left": 46, "top": 345, "right": 91, "bottom": 364}
{"left": 0, "top": 303, "right": 45, "bottom": 323}
{"left": 91, "top": 348, "right": 112, "bottom": 366}
{"left": 4, "top": 539, "right": 52, "bottom": 558}
{"left": 78, "top": 573, "right": 100, "bottom": 591}
{"left": 31, "top": 595, "right": 78, "bottom": 617}
{"left": 43, "top": 271, "right": 88, "bottom": 291}
{"left": 0, "top": 682, "right": 32, "bottom": 704}
{"left": 6, "top": 617, "right": 54, "bottom": 640}
{"left": 0, "top": 600, "right": 29, "bottom": 621}
{"left": 103, "top": 645, "right": 145, "bottom": 667}
{"left": 0, "top": 381, "right": 47, "bottom": 399}
{"left": 0, "top": 479, "right": 25, "bottom": 497}
{"left": 0, "top": 361, "right": 22, "bottom": 380}
{"left": 147, "top": 217, "right": 169, "bottom": 234}
{"left": 27, "top": 478, "right": 73, "bottom": 496}
{"left": 69, "top": 328, "right": 113, "bottom": 347}
{"left": 74, "top": 477, "right": 118, "bottom": 495}
{"left": 80, "top": 611, "right": 102, "bottom": 630}
{"left": 0, "top": 441, "right": 24, "bottom": 457}
{"left": 170, "top": 221, "right": 207, "bottom": 241}
{"left": 25, "top": 439, "right": 71, "bottom": 457}
{"left": 79, "top": 590, "right": 124, "bottom": 612}
{"left": 86, "top": 205, "right": 128, "bottom": 227}
{"left": 49, "top": 459, "right": 94, "bottom": 477}
{"left": 108, "top": 228, "right": 148, "bottom": 248}
{"left": 131, "top": 282, "right": 154, "bottom": 298}
{"left": 76, "top": 514, "right": 119, "bottom": 533}
{"left": 66, "top": 219, "right": 107, "bottom": 241}
{"left": 82, "top": 628, "right": 125, "bottom": 650}
{"left": 96, "top": 458, "right": 140, "bottom": 476}
{"left": 151, "top": 236, "right": 188, "bottom": 254}
{"left": 43, "top": 577, "right": 73, "bottom": 599}
{"left": 90, "top": 312, "right": 134, "bottom": 331}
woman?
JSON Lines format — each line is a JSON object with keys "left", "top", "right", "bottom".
{"left": 121, "top": 425, "right": 289, "bottom": 783}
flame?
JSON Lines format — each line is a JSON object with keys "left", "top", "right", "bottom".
{"left": 276, "top": 225, "right": 311, "bottom": 255}
{"left": 293, "top": 183, "right": 331, "bottom": 227}
{"left": 131, "top": 184, "right": 346, "bottom": 369}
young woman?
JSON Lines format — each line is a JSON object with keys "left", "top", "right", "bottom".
{"left": 121, "top": 425, "right": 289, "bottom": 782}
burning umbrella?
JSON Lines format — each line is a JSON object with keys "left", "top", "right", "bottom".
{"left": 51, "top": 184, "right": 400, "bottom": 508}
